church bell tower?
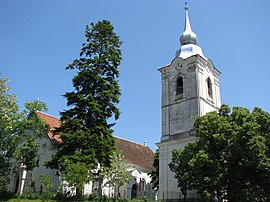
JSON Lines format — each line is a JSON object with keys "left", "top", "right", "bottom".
{"left": 157, "top": 3, "right": 221, "bottom": 200}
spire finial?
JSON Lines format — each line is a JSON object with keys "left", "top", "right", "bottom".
{"left": 179, "top": 2, "right": 198, "bottom": 46}
{"left": 184, "top": 2, "right": 188, "bottom": 11}
{"left": 177, "top": 2, "right": 206, "bottom": 59}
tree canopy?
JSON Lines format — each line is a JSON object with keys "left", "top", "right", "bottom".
{"left": 101, "top": 151, "right": 130, "bottom": 198}
{"left": 170, "top": 104, "right": 270, "bottom": 202}
{"left": 149, "top": 149, "right": 159, "bottom": 191}
{"left": 0, "top": 75, "right": 47, "bottom": 193}
{"left": 47, "top": 20, "right": 123, "bottom": 194}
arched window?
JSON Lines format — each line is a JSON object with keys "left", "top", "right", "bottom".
{"left": 207, "top": 77, "right": 213, "bottom": 97}
{"left": 139, "top": 178, "right": 145, "bottom": 192}
{"left": 176, "top": 76, "right": 183, "bottom": 95}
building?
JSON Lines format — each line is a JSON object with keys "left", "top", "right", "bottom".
{"left": 156, "top": 3, "right": 221, "bottom": 200}
{"left": 12, "top": 111, "right": 156, "bottom": 200}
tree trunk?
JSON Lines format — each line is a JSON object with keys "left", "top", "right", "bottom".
{"left": 76, "top": 186, "right": 83, "bottom": 199}
{"left": 181, "top": 188, "right": 187, "bottom": 202}
{"left": 98, "top": 177, "right": 102, "bottom": 196}
{"left": 216, "top": 189, "right": 221, "bottom": 202}
{"left": 114, "top": 184, "right": 118, "bottom": 199}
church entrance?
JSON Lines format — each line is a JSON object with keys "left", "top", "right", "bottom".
{"left": 131, "top": 184, "right": 138, "bottom": 199}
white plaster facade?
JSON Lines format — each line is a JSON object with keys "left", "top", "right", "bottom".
{"left": 10, "top": 112, "right": 156, "bottom": 200}
{"left": 156, "top": 4, "right": 221, "bottom": 201}
{"left": 31, "top": 131, "right": 60, "bottom": 192}
{"left": 7, "top": 129, "right": 60, "bottom": 194}
{"left": 8, "top": 113, "right": 63, "bottom": 195}
{"left": 98, "top": 167, "right": 155, "bottom": 199}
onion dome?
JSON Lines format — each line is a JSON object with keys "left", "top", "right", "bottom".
{"left": 179, "top": 3, "right": 198, "bottom": 46}
{"left": 177, "top": 2, "right": 205, "bottom": 59}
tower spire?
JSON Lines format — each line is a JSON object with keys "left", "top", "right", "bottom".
{"left": 177, "top": 2, "right": 205, "bottom": 59}
{"left": 180, "top": 2, "right": 198, "bottom": 45}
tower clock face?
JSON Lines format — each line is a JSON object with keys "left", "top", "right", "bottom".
{"left": 175, "top": 62, "right": 182, "bottom": 70}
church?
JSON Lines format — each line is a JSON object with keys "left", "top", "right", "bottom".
{"left": 156, "top": 3, "right": 221, "bottom": 201}
{"left": 7, "top": 3, "right": 223, "bottom": 201}
{"left": 9, "top": 111, "right": 156, "bottom": 200}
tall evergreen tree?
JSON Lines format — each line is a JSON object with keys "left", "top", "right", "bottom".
{"left": 47, "top": 20, "right": 122, "bottom": 193}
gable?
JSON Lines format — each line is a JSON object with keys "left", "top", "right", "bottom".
{"left": 36, "top": 112, "right": 62, "bottom": 144}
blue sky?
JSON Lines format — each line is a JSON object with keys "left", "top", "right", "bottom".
{"left": 1, "top": 1, "right": 270, "bottom": 151}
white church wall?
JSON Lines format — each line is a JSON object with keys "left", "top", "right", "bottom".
{"left": 31, "top": 130, "right": 60, "bottom": 192}
{"left": 170, "top": 100, "right": 199, "bottom": 135}
{"left": 125, "top": 167, "right": 155, "bottom": 200}
{"left": 158, "top": 137, "right": 199, "bottom": 200}
{"left": 83, "top": 182, "right": 93, "bottom": 196}
{"left": 8, "top": 129, "right": 60, "bottom": 194}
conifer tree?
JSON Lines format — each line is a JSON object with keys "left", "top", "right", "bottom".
{"left": 47, "top": 20, "right": 122, "bottom": 194}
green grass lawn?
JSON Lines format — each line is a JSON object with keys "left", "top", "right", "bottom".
{"left": 3, "top": 200, "right": 157, "bottom": 202}
{"left": 4, "top": 200, "right": 55, "bottom": 202}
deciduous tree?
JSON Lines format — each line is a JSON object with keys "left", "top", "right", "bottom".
{"left": 170, "top": 104, "right": 270, "bottom": 202}
{"left": 14, "top": 100, "right": 48, "bottom": 172}
{"left": 149, "top": 149, "right": 159, "bottom": 191}
{"left": 61, "top": 161, "right": 91, "bottom": 197}
{"left": 39, "top": 174, "right": 53, "bottom": 200}
{"left": 0, "top": 76, "right": 19, "bottom": 193}
{"left": 0, "top": 75, "right": 47, "bottom": 194}
{"left": 170, "top": 144, "right": 198, "bottom": 201}
{"left": 101, "top": 151, "right": 130, "bottom": 198}
{"left": 14, "top": 135, "right": 39, "bottom": 172}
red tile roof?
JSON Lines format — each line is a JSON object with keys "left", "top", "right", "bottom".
{"left": 115, "top": 137, "right": 154, "bottom": 170}
{"left": 36, "top": 111, "right": 62, "bottom": 144}
{"left": 36, "top": 111, "right": 154, "bottom": 170}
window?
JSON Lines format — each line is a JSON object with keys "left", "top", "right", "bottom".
{"left": 176, "top": 76, "right": 183, "bottom": 95}
{"left": 139, "top": 178, "right": 145, "bottom": 192}
{"left": 207, "top": 77, "right": 213, "bottom": 97}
